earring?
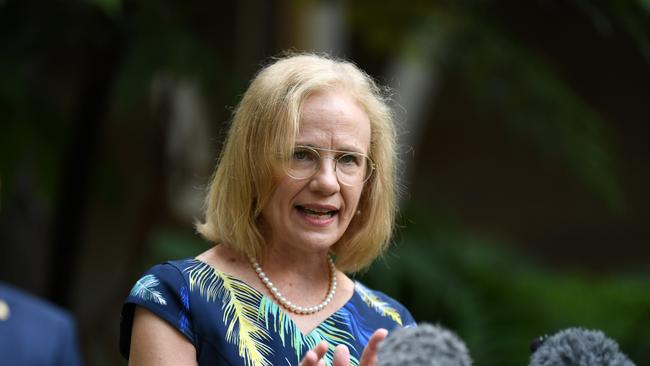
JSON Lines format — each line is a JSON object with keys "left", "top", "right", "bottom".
{"left": 356, "top": 210, "right": 361, "bottom": 216}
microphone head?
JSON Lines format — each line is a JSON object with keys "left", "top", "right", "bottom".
{"left": 529, "top": 327, "right": 635, "bottom": 366}
{"left": 377, "top": 323, "right": 473, "bottom": 366}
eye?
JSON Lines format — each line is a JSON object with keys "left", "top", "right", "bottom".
{"left": 338, "top": 153, "right": 361, "bottom": 166}
{"left": 292, "top": 147, "right": 317, "bottom": 162}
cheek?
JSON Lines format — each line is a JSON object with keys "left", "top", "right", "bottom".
{"left": 268, "top": 179, "right": 303, "bottom": 211}
{"left": 343, "top": 187, "right": 364, "bottom": 214}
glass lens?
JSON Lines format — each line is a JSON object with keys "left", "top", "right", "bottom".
{"left": 336, "top": 153, "right": 368, "bottom": 186}
{"left": 286, "top": 146, "right": 319, "bottom": 179}
{"left": 285, "top": 146, "right": 375, "bottom": 186}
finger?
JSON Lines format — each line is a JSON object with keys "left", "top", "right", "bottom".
{"left": 300, "top": 351, "right": 318, "bottom": 366}
{"left": 312, "top": 341, "right": 329, "bottom": 359}
{"left": 300, "top": 341, "right": 329, "bottom": 366}
{"left": 332, "top": 344, "right": 350, "bottom": 366}
{"left": 359, "top": 328, "right": 389, "bottom": 366}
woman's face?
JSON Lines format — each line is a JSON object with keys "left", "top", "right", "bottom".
{"left": 260, "top": 89, "right": 371, "bottom": 255}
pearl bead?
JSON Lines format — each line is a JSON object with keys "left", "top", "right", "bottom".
{"left": 249, "top": 253, "right": 337, "bottom": 315}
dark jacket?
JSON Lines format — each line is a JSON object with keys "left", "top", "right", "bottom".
{"left": 0, "top": 282, "right": 82, "bottom": 366}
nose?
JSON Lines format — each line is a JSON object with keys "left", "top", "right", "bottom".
{"left": 309, "top": 157, "right": 340, "bottom": 194}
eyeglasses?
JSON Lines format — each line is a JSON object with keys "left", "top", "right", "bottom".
{"left": 285, "top": 145, "right": 376, "bottom": 186}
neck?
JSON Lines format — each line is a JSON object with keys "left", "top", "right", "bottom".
{"left": 251, "top": 242, "right": 336, "bottom": 313}
{"left": 249, "top": 251, "right": 337, "bottom": 314}
{"left": 262, "top": 243, "right": 332, "bottom": 280}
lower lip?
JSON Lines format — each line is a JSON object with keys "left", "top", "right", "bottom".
{"left": 297, "top": 208, "right": 337, "bottom": 227}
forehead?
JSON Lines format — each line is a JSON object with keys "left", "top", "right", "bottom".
{"left": 297, "top": 89, "right": 371, "bottom": 153}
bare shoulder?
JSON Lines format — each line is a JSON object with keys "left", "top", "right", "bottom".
{"left": 129, "top": 307, "right": 196, "bottom": 365}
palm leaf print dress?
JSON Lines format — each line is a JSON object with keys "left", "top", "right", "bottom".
{"left": 120, "top": 259, "right": 415, "bottom": 366}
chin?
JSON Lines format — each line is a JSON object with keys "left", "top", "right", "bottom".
{"left": 296, "top": 232, "right": 342, "bottom": 251}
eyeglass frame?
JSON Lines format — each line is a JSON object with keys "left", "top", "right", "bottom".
{"left": 283, "top": 145, "right": 376, "bottom": 186}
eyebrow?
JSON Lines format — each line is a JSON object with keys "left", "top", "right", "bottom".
{"left": 296, "top": 144, "right": 366, "bottom": 155}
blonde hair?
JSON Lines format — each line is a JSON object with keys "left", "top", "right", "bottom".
{"left": 197, "top": 53, "right": 398, "bottom": 273}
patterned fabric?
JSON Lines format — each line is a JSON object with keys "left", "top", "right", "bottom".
{"left": 120, "top": 259, "right": 415, "bottom": 366}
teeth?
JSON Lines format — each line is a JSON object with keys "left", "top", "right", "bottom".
{"left": 305, "top": 211, "right": 334, "bottom": 218}
{"left": 299, "top": 206, "right": 337, "bottom": 217}
{"left": 306, "top": 208, "right": 330, "bottom": 214}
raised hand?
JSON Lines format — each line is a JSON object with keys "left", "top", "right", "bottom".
{"left": 299, "top": 329, "right": 388, "bottom": 366}
{"left": 359, "top": 328, "right": 388, "bottom": 366}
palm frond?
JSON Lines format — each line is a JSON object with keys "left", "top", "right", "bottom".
{"left": 185, "top": 260, "right": 273, "bottom": 366}
{"left": 309, "top": 312, "right": 361, "bottom": 366}
{"left": 130, "top": 274, "right": 167, "bottom": 305}
{"left": 259, "top": 290, "right": 362, "bottom": 366}
{"left": 355, "top": 282, "right": 402, "bottom": 325}
{"left": 259, "top": 297, "right": 306, "bottom": 362}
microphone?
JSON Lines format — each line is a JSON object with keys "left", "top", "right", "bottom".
{"left": 377, "top": 323, "right": 473, "bottom": 366}
{"left": 529, "top": 327, "right": 635, "bottom": 366}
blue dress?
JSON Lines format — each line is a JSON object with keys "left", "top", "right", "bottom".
{"left": 120, "top": 258, "right": 415, "bottom": 366}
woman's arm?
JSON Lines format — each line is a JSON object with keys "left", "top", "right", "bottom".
{"left": 129, "top": 306, "right": 197, "bottom": 366}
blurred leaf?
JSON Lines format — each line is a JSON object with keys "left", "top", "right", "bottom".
{"left": 113, "top": 19, "right": 224, "bottom": 114}
{"left": 83, "top": 0, "right": 122, "bottom": 16}
{"left": 450, "top": 24, "right": 624, "bottom": 211}
{"left": 574, "top": 0, "right": 650, "bottom": 63}
{"left": 149, "top": 226, "right": 208, "bottom": 264}
{"left": 362, "top": 220, "right": 650, "bottom": 366}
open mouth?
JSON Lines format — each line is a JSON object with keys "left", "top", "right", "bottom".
{"left": 296, "top": 205, "right": 339, "bottom": 219}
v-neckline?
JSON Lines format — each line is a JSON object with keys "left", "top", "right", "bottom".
{"left": 190, "top": 257, "right": 358, "bottom": 337}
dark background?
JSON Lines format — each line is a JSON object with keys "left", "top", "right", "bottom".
{"left": 1, "top": 0, "right": 648, "bottom": 365}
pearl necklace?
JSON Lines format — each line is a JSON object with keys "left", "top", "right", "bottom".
{"left": 248, "top": 254, "right": 337, "bottom": 315}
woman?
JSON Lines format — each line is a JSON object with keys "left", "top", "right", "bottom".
{"left": 120, "top": 53, "right": 415, "bottom": 366}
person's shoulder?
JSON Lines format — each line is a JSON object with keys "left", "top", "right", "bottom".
{"left": 353, "top": 281, "right": 405, "bottom": 309}
{"left": 148, "top": 257, "right": 197, "bottom": 272}
{"left": 353, "top": 280, "right": 416, "bottom": 326}
{"left": 0, "top": 282, "right": 82, "bottom": 365}
{"left": 135, "top": 257, "right": 206, "bottom": 280}
{"left": 121, "top": 258, "right": 202, "bottom": 358}
{"left": 128, "top": 258, "right": 207, "bottom": 296}
{"left": 0, "top": 282, "right": 74, "bottom": 328}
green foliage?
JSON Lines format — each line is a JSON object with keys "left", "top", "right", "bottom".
{"left": 83, "top": 0, "right": 122, "bottom": 17}
{"left": 113, "top": 2, "right": 225, "bottom": 113}
{"left": 0, "top": 58, "right": 68, "bottom": 203}
{"left": 348, "top": 1, "right": 629, "bottom": 211}
{"left": 3, "top": 1, "right": 646, "bottom": 364}
{"left": 148, "top": 226, "right": 208, "bottom": 264}
{"left": 451, "top": 24, "right": 624, "bottom": 211}
{"left": 361, "top": 223, "right": 650, "bottom": 365}
{"left": 576, "top": 0, "right": 650, "bottom": 63}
